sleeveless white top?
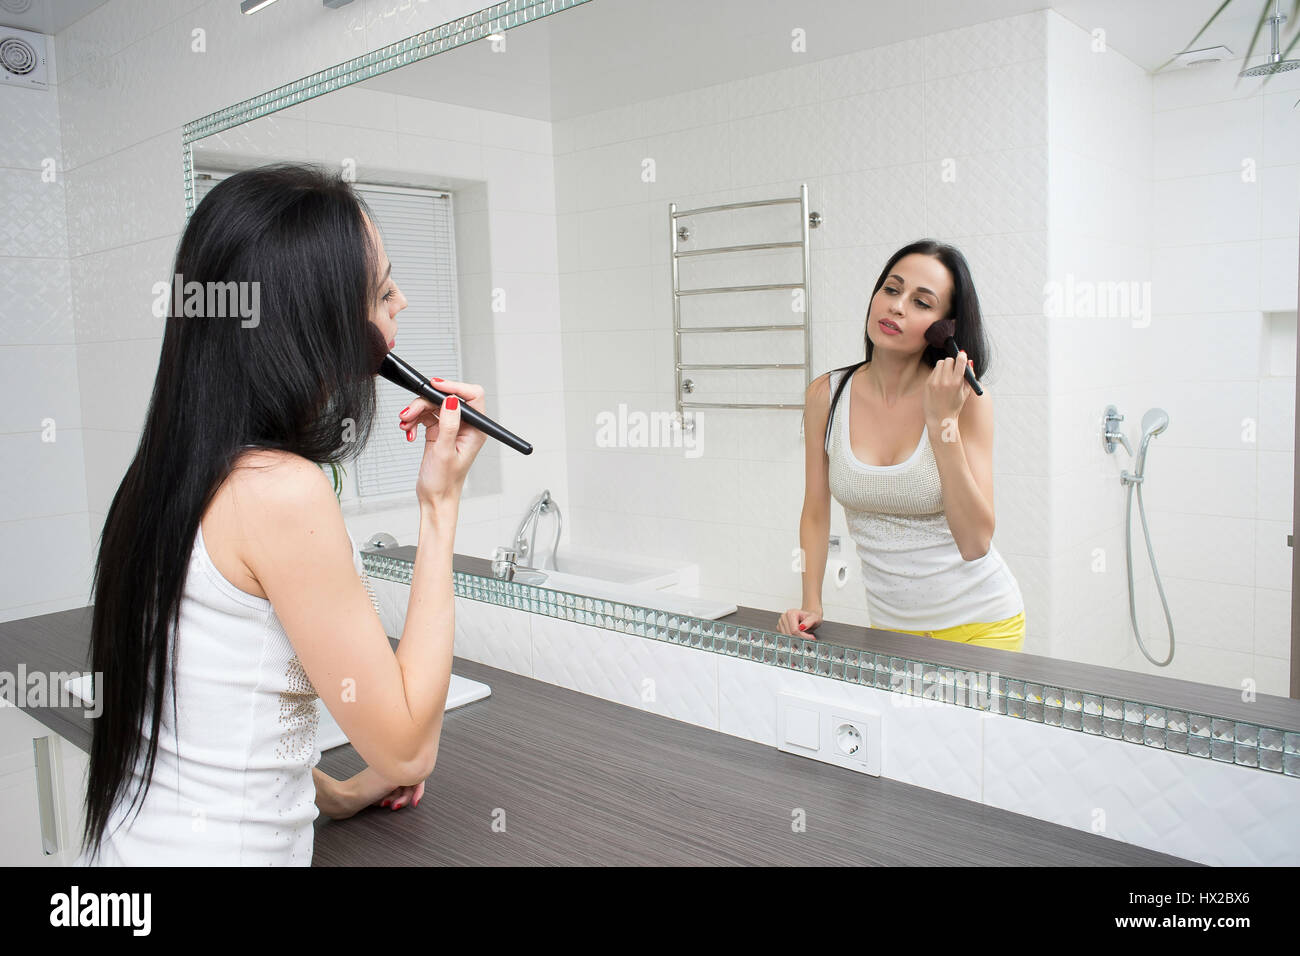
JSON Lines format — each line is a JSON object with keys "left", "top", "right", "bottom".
{"left": 826, "top": 366, "right": 1023, "bottom": 631}
{"left": 80, "top": 520, "right": 370, "bottom": 866}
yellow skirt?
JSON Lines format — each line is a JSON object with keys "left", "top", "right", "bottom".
{"left": 887, "top": 610, "right": 1025, "bottom": 652}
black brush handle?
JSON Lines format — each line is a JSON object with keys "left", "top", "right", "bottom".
{"left": 943, "top": 338, "right": 984, "bottom": 396}
{"left": 377, "top": 352, "right": 533, "bottom": 455}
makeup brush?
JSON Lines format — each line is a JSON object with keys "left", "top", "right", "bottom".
{"left": 923, "top": 318, "right": 983, "bottom": 397}
{"left": 366, "top": 324, "right": 533, "bottom": 454}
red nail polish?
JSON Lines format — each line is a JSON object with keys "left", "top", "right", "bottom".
{"left": 445, "top": 396, "right": 458, "bottom": 411}
{"left": 407, "top": 429, "right": 414, "bottom": 442}
{"left": 400, "top": 405, "right": 410, "bottom": 416}
{"left": 432, "top": 377, "right": 443, "bottom": 383}
{"left": 381, "top": 800, "right": 390, "bottom": 807}
{"left": 798, "top": 623, "right": 806, "bottom": 630}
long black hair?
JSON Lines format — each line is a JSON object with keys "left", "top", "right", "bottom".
{"left": 823, "top": 239, "right": 991, "bottom": 450}
{"left": 82, "top": 163, "right": 382, "bottom": 862}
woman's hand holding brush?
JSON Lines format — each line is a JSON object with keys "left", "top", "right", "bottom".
{"left": 398, "top": 378, "right": 488, "bottom": 512}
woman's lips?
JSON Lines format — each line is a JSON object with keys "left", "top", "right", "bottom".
{"left": 879, "top": 319, "right": 901, "bottom": 335}
{"left": 387, "top": 338, "right": 396, "bottom": 349}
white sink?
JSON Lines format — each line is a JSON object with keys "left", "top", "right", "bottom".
{"left": 314, "top": 673, "right": 489, "bottom": 751}
{"left": 61, "top": 672, "right": 490, "bottom": 754}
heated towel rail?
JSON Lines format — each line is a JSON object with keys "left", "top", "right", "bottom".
{"left": 669, "top": 184, "right": 820, "bottom": 431}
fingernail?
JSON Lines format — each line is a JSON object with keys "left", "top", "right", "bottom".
{"left": 414, "top": 798, "right": 420, "bottom": 807}
{"left": 400, "top": 405, "right": 410, "bottom": 416}
{"left": 432, "top": 377, "right": 444, "bottom": 383}
{"left": 445, "top": 396, "right": 458, "bottom": 411}
{"left": 381, "top": 800, "right": 390, "bottom": 807}
{"left": 798, "top": 623, "right": 806, "bottom": 630}
{"left": 407, "top": 429, "right": 415, "bottom": 442}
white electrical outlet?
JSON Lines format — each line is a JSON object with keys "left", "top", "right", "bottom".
{"left": 777, "top": 692, "right": 881, "bottom": 775}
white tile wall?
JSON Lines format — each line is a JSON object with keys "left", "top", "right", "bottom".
{"left": 1, "top": 35, "right": 91, "bottom": 619}
{"left": 1046, "top": 8, "right": 1294, "bottom": 690}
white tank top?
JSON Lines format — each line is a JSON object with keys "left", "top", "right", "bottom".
{"left": 826, "top": 366, "right": 1023, "bottom": 630}
{"left": 79, "top": 520, "right": 368, "bottom": 866}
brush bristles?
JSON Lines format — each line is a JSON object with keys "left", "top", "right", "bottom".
{"left": 923, "top": 318, "right": 956, "bottom": 350}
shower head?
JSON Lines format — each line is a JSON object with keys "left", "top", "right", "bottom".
{"left": 1239, "top": 57, "right": 1300, "bottom": 76}
{"left": 1135, "top": 407, "right": 1170, "bottom": 476}
{"left": 1141, "top": 407, "right": 1170, "bottom": 440}
{"left": 1238, "top": 1, "right": 1300, "bottom": 76}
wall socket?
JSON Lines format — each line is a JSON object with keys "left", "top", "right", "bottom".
{"left": 777, "top": 692, "right": 881, "bottom": 775}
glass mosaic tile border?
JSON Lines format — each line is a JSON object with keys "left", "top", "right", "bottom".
{"left": 362, "top": 551, "right": 1300, "bottom": 778}
{"left": 180, "top": 0, "right": 593, "bottom": 216}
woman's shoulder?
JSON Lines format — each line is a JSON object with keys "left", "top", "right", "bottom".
{"left": 227, "top": 448, "right": 335, "bottom": 510}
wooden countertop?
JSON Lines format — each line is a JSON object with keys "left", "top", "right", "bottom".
{"left": 0, "top": 604, "right": 1190, "bottom": 865}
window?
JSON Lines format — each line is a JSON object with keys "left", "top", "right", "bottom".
{"left": 193, "top": 172, "right": 463, "bottom": 500}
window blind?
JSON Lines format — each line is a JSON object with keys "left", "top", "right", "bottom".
{"left": 192, "top": 172, "right": 463, "bottom": 499}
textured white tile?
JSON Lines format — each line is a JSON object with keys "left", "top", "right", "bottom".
{"left": 729, "top": 104, "right": 823, "bottom": 185}
{"left": 452, "top": 597, "right": 533, "bottom": 677}
{"left": 820, "top": 85, "right": 924, "bottom": 175}
{"left": 924, "top": 59, "right": 1046, "bottom": 160}
{"left": 983, "top": 712, "right": 1300, "bottom": 866}
{"left": 728, "top": 60, "right": 820, "bottom": 119}
{"left": 530, "top": 615, "right": 718, "bottom": 728}
{"left": 819, "top": 38, "right": 925, "bottom": 98}
{"left": 925, "top": 11, "right": 1045, "bottom": 81}
{"left": 0, "top": 256, "right": 74, "bottom": 346}
{"left": 0, "top": 168, "right": 67, "bottom": 260}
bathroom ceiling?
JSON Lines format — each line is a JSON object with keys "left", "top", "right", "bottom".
{"left": 359, "top": 0, "right": 1282, "bottom": 120}
{"left": 0, "top": 0, "right": 111, "bottom": 35}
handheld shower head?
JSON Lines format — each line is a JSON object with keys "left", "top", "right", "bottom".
{"left": 1135, "top": 407, "right": 1170, "bottom": 475}
{"left": 1141, "top": 407, "right": 1170, "bottom": 440}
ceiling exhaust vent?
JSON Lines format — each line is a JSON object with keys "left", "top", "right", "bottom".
{"left": 0, "top": 25, "right": 48, "bottom": 90}
{"left": 1169, "top": 45, "right": 1234, "bottom": 69}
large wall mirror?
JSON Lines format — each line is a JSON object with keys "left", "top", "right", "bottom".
{"left": 186, "top": 0, "right": 1300, "bottom": 701}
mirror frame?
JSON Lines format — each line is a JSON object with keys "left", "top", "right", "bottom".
{"left": 181, "top": 0, "right": 1300, "bottom": 770}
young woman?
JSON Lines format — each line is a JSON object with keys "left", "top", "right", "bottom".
{"left": 778, "top": 240, "right": 1025, "bottom": 650}
{"left": 78, "top": 163, "right": 487, "bottom": 865}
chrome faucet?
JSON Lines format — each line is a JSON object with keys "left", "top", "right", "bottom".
{"left": 1102, "top": 405, "right": 1133, "bottom": 457}
{"left": 511, "top": 489, "right": 562, "bottom": 570}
